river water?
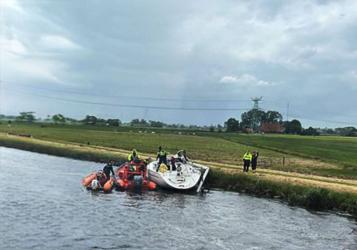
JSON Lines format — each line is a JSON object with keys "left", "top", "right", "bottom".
{"left": 0, "top": 147, "right": 356, "bottom": 250}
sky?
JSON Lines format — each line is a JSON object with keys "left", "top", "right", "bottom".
{"left": 1, "top": 0, "right": 357, "bottom": 127}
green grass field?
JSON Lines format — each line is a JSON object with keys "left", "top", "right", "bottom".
{"left": 1, "top": 122, "right": 356, "bottom": 178}
{"left": 0, "top": 123, "right": 282, "bottom": 163}
{"left": 209, "top": 133, "right": 357, "bottom": 168}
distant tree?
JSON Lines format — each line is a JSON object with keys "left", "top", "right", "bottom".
{"left": 52, "top": 114, "right": 66, "bottom": 124}
{"left": 16, "top": 112, "right": 36, "bottom": 123}
{"left": 149, "top": 120, "right": 165, "bottom": 128}
{"left": 241, "top": 109, "right": 266, "bottom": 131}
{"left": 335, "top": 127, "right": 357, "bottom": 136}
{"left": 264, "top": 111, "right": 283, "bottom": 123}
{"left": 301, "top": 127, "right": 320, "bottom": 136}
{"left": 82, "top": 115, "right": 98, "bottom": 125}
{"left": 209, "top": 125, "right": 215, "bottom": 132}
{"left": 106, "top": 119, "right": 121, "bottom": 127}
{"left": 284, "top": 119, "right": 302, "bottom": 134}
{"left": 130, "top": 118, "right": 149, "bottom": 127}
{"left": 217, "top": 124, "right": 223, "bottom": 133}
{"left": 225, "top": 118, "right": 240, "bottom": 132}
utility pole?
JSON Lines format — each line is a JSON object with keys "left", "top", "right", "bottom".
{"left": 250, "top": 97, "right": 263, "bottom": 132}
{"left": 251, "top": 96, "right": 263, "bottom": 110}
{"left": 286, "top": 102, "right": 290, "bottom": 122}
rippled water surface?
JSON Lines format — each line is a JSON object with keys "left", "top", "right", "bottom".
{"left": 0, "top": 147, "right": 356, "bottom": 250}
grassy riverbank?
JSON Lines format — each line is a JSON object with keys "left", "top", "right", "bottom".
{"left": 1, "top": 132, "right": 356, "bottom": 218}
{"left": 1, "top": 123, "right": 357, "bottom": 179}
{"left": 208, "top": 169, "right": 357, "bottom": 217}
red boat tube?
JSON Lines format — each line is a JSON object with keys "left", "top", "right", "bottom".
{"left": 115, "top": 160, "right": 156, "bottom": 191}
{"left": 82, "top": 171, "right": 114, "bottom": 193}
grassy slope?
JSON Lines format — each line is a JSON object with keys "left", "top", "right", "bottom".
{"left": 204, "top": 133, "right": 357, "bottom": 178}
{"left": 211, "top": 133, "right": 357, "bottom": 167}
{"left": 1, "top": 123, "right": 357, "bottom": 179}
{"left": 0, "top": 123, "right": 282, "bottom": 164}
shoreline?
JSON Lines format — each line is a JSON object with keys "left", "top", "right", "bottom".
{"left": 1, "top": 133, "right": 356, "bottom": 218}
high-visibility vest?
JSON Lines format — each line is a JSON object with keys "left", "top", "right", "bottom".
{"left": 128, "top": 152, "right": 139, "bottom": 161}
{"left": 243, "top": 153, "right": 252, "bottom": 161}
{"left": 158, "top": 150, "right": 166, "bottom": 157}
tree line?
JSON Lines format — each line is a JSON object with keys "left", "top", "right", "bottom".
{"left": 1, "top": 111, "right": 356, "bottom": 136}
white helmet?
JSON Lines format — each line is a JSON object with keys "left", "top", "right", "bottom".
{"left": 91, "top": 179, "right": 100, "bottom": 190}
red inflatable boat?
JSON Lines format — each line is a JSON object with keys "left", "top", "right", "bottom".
{"left": 115, "top": 160, "right": 156, "bottom": 191}
{"left": 82, "top": 171, "right": 114, "bottom": 193}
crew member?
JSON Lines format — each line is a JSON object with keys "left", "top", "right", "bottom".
{"left": 251, "top": 151, "right": 259, "bottom": 173}
{"left": 177, "top": 149, "right": 189, "bottom": 163}
{"left": 128, "top": 149, "right": 140, "bottom": 162}
{"left": 103, "top": 160, "right": 115, "bottom": 181}
{"left": 243, "top": 151, "right": 252, "bottom": 172}
{"left": 156, "top": 146, "right": 167, "bottom": 171}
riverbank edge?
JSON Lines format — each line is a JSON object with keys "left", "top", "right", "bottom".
{"left": 1, "top": 134, "right": 356, "bottom": 218}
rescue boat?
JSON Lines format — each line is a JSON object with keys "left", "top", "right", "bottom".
{"left": 115, "top": 160, "right": 156, "bottom": 191}
{"left": 82, "top": 171, "right": 114, "bottom": 193}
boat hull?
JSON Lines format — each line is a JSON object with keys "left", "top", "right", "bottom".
{"left": 147, "top": 161, "right": 203, "bottom": 190}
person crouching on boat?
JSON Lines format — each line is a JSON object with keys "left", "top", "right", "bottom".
{"left": 177, "top": 149, "right": 189, "bottom": 163}
{"left": 243, "top": 150, "right": 252, "bottom": 172}
{"left": 128, "top": 149, "right": 140, "bottom": 162}
{"left": 156, "top": 146, "right": 167, "bottom": 171}
{"left": 103, "top": 160, "right": 115, "bottom": 181}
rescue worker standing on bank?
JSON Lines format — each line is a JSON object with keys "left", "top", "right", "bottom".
{"left": 156, "top": 146, "right": 167, "bottom": 171}
{"left": 243, "top": 150, "right": 252, "bottom": 172}
{"left": 128, "top": 149, "right": 140, "bottom": 162}
{"left": 251, "top": 151, "right": 259, "bottom": 173}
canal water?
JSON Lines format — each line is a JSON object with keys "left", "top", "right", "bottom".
{"left": 0, "top": 146, "right": 356, "bottom": 250}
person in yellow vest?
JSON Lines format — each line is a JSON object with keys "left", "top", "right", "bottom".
{"left": 128, "top": 149, "right": 140, "bottom": 162}
{"left": 243, "top": 150, "right": 252, "bottom": 172}
{"left": 156, "top": 146, "right": 167, "bottom": 171}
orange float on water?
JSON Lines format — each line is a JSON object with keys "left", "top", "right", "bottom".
{"left": 82, "top": 171, "right": 113, "bottom": 192}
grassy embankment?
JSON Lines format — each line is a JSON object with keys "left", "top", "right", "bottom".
{"left": 204, "top": 132, "right": 357, "bottom": 179}
{"left": 0, "top": 123, "right": 356, "bottom": 217}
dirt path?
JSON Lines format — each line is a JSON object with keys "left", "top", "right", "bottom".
{"left": 1, "top": 133, "right": 357, "bottom": 194}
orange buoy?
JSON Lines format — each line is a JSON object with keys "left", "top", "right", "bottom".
{"left": 82, "top": 173, "right": 97, "bottom": 187}
{"left": 103, "top": 178, "right": 114, "bottom": 192}
{"left": 148, "top": 181, "right": 156, "bottom": 191}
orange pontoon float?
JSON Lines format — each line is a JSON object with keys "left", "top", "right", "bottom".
{"left": 82, "top": 171, "right": 114, "bottom": 193}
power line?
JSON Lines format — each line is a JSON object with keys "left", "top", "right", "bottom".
{"left": 289, "top": 114, "right": 356, "bottom": 126}
{"left": 6, "top": 89, "right": 251, "bottom": 111}
{"left": 0, "top": 80, "right": 252, "bottom": 103}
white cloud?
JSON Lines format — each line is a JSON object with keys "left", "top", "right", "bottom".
{"left": 220, "top": 74, "right": 273, "bottom": 86}
{"left": 0, "top": 38, "right": 27, "bottom": 54}
{"left": 0, "top": 0, "right": 23, "bottom": 13}
{"left": 39, "top": 35, "right": 80, "bottom": 50}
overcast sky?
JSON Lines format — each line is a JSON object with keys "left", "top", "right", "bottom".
{"left": 1, "top": 0, "right": 356, "bottom": 127}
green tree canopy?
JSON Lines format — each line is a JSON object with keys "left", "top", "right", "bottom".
{"left": 284, "top": 119, "right": 302, "bottom": 134}
{"left": 16, "top": 112, "right": 36, "bottom": 123}
{"left": 52, "top": 114, "right": 66, "bottom": 124}
{"left": 225, "top": 118, "right": 240, "bottom": 132}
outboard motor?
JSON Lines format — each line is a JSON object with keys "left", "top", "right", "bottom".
{"left": 91, "top": 179, "right": 100, "bottom": 191}
{"left": 133, "top": 175, "right": 143, "bottom": 189}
